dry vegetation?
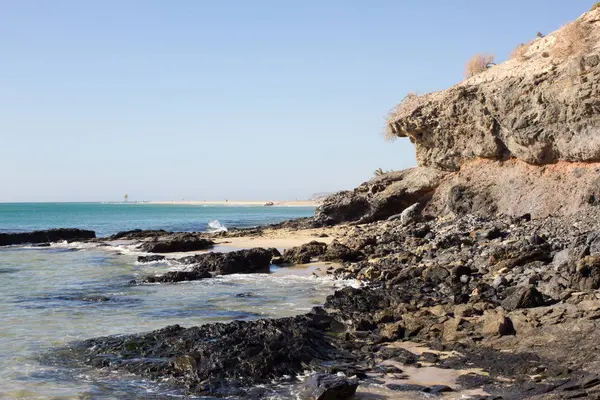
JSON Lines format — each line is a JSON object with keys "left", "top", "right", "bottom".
{"left": 464, "top": 53, "right": 495, "bottom": 78}
{"left": 511, "top": 42, "right": 532, "bottom": 62}
{"left": 592, "top": 2, "right": 600, "bottom": 11}
{"left": 384, "top": 92, "right": 423, "bottom": 141}
{"left": 550, "top": 20, "right": 593, "bottom": 60}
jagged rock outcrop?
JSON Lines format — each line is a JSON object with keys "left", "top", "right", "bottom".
{"left": 317, "top": 9, "right": 600, "bottom": 223}
{"left": 282, "top": 241, "right": 328, "bottom": 264}
{"left": 138, "top": 233, "right": 214, "bottom": 253}
{"left": 314, "top": 167, "right": 446, "bottom": 226}
{"left": 110, "top": 229, "right": 169, "bottom": 240}
{"left": 71, "top": 311, "right": 340, "bottom": 398}
{"left": 140, "top": 248, "right": 275, "bottom": 283}
{"left": 0, "top": 228, "right": 96, "bottom": 246}
{"left": 387, "top": 9, "right": 600, "bottom": 171}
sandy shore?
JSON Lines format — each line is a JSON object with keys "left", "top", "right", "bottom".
{"left": 213, "top": 225, "right": 350, "bottom": 250}
{"left": 147, "top": 200, "right": 321, "bottom": 207}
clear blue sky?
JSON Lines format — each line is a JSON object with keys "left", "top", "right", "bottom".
{"left": 0, "top": 0, "right": 592, "bottom": 202}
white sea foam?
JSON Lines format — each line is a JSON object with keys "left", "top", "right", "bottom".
{"left": 49, "top": 241, "right": 103, "bottom": 250}
{"left": 207, "top": 220, "right": 228, "bottom": 233}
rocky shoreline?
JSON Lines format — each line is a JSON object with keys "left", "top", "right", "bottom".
{"left": 32, "top": 204, "right": 595, "bottom": 399}
{"left": 5, "top": 6, "right": 600, "bottom": 399}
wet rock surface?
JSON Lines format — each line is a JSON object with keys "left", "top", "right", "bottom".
{"left": 69, "top": 207, "right": 600, "bottom": 398}
{"left": 299, "top": 373, "right": 358, "bottom": 400}
{"left": 137, "top": 255, "right": 166, "bottom": 263}
{"left": 110, "top": 229, "right": 169, "bottom": 240}
{"left": 0, "top": 228, "right": 96, "bottom": 246}
{"left": 138, "top": 232, "right": 214, "bottom": 253}
{"left": 138, "top": 248, "right": 274, "bottom": 283}
{"left": 72, "top": 312, "right": 341, "bottom": 397}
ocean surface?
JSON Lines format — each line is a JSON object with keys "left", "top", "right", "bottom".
{"left": 0, "top": 203, "right": 348, "bottom": 399}
{"left": 0, "top": 202, "right": 316, "bottom": 236}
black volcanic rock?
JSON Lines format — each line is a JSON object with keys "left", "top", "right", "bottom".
{"left": 137, "top": 255, "right": 166, "bottom": 263}
{"left": 111, "top": 229, "right": 169, "bottom": 240}
{"left": 0, "top": 228, "right": 96, "bottom": 246}
{"left": 282, "top": 241, "right": 328, "bottom": 264}
{"left": 139, "top": 233, "right": 214, "bottom": 253}
{"left": 75, "top": 312, "right": 339, "bottom": 393}
{"left": 140, "top": 248, "right": 274, "bottom": 283}
{"left": 299, "top": 373, "right": 359, "bottom": 400}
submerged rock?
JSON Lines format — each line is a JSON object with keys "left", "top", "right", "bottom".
{"left": 145, "top": 269, "right": 211, "bottom": 283}
{"left": 137, "top": 255, "right": 166, "bottom": 263}
{"left": 0, "top": 228, "right": 96, "bottom": 246}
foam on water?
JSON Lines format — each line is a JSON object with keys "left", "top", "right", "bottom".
{"left": 0, "top": 236, "right": 344, "bottom": 399}
{"left": 207, "top": 219, "right": 228, "bottom": 233}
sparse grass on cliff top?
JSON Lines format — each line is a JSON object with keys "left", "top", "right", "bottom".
{"left": 384, "top": 92, "right": 423, "bottom": 142}
{"left": 591, "top": 2, "right": 600, "bottom": 11}
{"left": 464, "top": 53, "right": 495, "bottom": 78}
{"left": 511, "top": 42, "right": 532, "bottom": 62}
{"left": 550, "top": 19, "right": 593, "bottom": 60}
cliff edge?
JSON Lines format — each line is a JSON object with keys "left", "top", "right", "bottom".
{"left": 317, "top": 7, "right": 600, "bottom": 224}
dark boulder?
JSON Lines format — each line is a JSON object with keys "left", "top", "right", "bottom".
{"left": 283, "top": 241, "right": 328, "bottom": 264}
{"left": 386, "top": 383, "right": 453, "bottom": 394}
{"left": 313, "top": 168, "right": 445, "bottom": 226}
{"left": 299, "top": 373, "right": 359, "bottom": 400}
{"left": 75, "top": 312, "right": 339, "bottom": 394}
{"left": 0, "top": 228, "right": 96, "bottom": 246}
{"left": 141, "top": 248, "right": 274, "bottom": 283}
{"left": 145, "top": 269, "right": 211, "bottom": 283}
{"left": 137, "top": 255, "right": 166, "bottom": 263}
{"left": 501, "top": 286, "right": 547, "bottom": 311}
{"left": 110, "top": 229, "right": 169, "bottom": 240}
{"left": 178, "top": 248, "right": 273, "bottom": 274}
{"left": 573, "top": 255, "right": 600, "bottom": 290}
{"left": 321, "top": 241, "right": 363, "bottom": 262}
{"left": 139, "top": 233, "right": 214, "bottom": 253}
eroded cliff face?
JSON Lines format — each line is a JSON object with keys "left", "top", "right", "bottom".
{"left": 317, "top": 8, "right": 600, "bottom": 223}
{"left": 388, "top": 8, "right": 600, "bottom": 171}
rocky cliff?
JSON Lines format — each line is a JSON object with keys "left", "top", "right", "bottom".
{"left": 316, "top": 7, "right": 600, "bottom": 224}
{"left": 388, "top": 8, "right": 600, "bottom": 171}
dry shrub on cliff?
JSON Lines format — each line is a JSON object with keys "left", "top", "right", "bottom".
{"left": 591, "top": 2, "right": 600, "bottom": 11}
{"left": 464, "top": 53, "right": 495, "bottom": 78}
{"left": 551, "top": 20, "right": 592, "bottom": 60}
{"left": 384, "top": 92, "right": 423, "bottom": 142}
{"left": 511, "top": 42, "right": 532, "bottom": 62}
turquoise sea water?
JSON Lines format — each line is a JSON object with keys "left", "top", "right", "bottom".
{"left": 0, "top": 202, "right": 316, "bottom": 236}
{"left": 0, "top": 202, "right": 345, "bottom": 399}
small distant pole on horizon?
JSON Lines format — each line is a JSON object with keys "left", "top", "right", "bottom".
{"left": 124, "top": 194, "right": 129, "bottom": 203}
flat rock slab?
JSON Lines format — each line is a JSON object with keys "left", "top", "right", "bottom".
{"left": 139, "top": 233, "right": 214, "bottom": 253}
{"left": 0, "top": 228, "right": 96, "bottom": 246}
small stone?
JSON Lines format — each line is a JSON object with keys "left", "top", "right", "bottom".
{"left": 492, "top": 276, "right": 507, "bottom": 289}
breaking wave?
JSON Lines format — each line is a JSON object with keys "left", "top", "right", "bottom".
{"left": 207, "top": 220, "right": 228, "bottom": 233}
